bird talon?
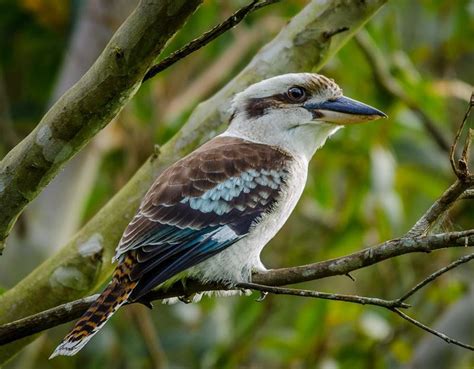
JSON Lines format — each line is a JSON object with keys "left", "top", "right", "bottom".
{"left": 178, "top": 294, "right": 194, "bottom": 304}
{"left": 255, "top": 291, "right": 268, "bottom": 302}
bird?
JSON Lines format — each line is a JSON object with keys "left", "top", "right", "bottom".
{"left": 50, "top": 73, "right": 386, "bottom": 358}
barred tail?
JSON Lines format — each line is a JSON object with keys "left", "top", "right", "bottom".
{"left": 50, "top": 265, "right": 136, "bottom": 358}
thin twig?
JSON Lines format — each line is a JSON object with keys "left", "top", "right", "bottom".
{"left": 236, "top": 282, "right": 410, "bottom": 309}
{"left": 242, "top": 282, "right": 474, "bottom": 352}
{"left": 392, "top": 308, "right": 474, "bottom": 351}
{"left": 406, "top": 180, "right": 469, "bottom": 237}
{"left": 142, "top": 0, "right": 281, "bottom": 82}
{"left": 407, "top": 94, "right": 474, "bottom": 236}
{"left": 450, "top": 93, "right": 474, "bottom": 179}
{"left": 397, "top": 253, "right": 474, "bottom": 302}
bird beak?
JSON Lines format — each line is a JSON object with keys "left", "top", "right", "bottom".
{"left": 303, "top": 96, "right": 387, "bottom": 125}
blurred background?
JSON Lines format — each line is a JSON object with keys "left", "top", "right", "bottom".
{"left": 0, "top": 0, "right": 473, "bottom": 368}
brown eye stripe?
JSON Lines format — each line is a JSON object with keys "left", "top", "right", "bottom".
{"left": 243, "top": 74, "right": 342, "bottom": 119}
{"left": 244, "top": 93, "right": 300, "bottom": 118}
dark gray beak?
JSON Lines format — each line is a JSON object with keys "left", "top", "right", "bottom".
{"left": 303, "top": 96, "right": 387, "bottom": 125}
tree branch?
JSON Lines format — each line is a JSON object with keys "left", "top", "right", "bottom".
{"left": 0, "top": 0, "right": 203, "bottom": 254}
{"left": 0, "top": 0, "right": 389, "bottom": 362}
{"left": 143, "top": 0, "right": 281, "bottom": 82}
{"left": 1, "top": 230, "right": 472, "bottom": 346}
{"left": 253, "top": 230, "right": 474, "bottom": 286}
{"left": 392, "top": 308, "right": 474, "bottom": 351}
{"left": 450, "top": 93, "right": 474, "bottom": 181}
{"left": 236, "top": 282, "right": 410, "bottom": 309}
{"left": 407, "top": 180, "right": 471, "bottom": 237}
{"left": 408, "top": 93, "right": 474, "bottom": 237}
{"left": 397, "top": 253, "right": 474, "bottom": 303}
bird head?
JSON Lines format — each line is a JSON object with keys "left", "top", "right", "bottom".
{"left": 227, "top": 73, "right": 386, "bottom": 160}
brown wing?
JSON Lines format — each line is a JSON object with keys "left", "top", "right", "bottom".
{"left": 113, "top": 136, "right": 292, "bottom": 300}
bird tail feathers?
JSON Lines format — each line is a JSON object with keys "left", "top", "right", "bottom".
{"left": 50, "top": 263, "right": 136, "bottom": 359}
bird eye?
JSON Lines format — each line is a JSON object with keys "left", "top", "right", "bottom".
{"left": 287, "top": 86, "right": 306, "bottom": 102}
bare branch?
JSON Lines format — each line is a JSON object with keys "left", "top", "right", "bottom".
{"left": 392, "top": 308, "right": 474, "bottom": 351}
{"left": 407, "top": 180, "right": 470, "bottom": 237}
{"left": 398, "top": 253, "right": 474, "bottom": 302}
{"left": 236, "top": 282, "right": 410, "bottom": 309}
{"left": 1, "top": 230, "right": 472, "bottom": 346}
{"left": 254, "top": 230, "right": 474, "bottom": 286}
{"left": 0, "top": 295, "right": 99, "bottom": 346}
{"left": 143, "top": 0, "right": 281, "bottom": 82}
{"left": 450, "top": 93, "right": 474, "bottom": 180}
{"left": 244, "top": 280, "right": 474, "bottom": 353}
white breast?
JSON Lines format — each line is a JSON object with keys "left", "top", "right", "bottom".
{"left": 188, "top": 154, "right": 308, "bottom": 285}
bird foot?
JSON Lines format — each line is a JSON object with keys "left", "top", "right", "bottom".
{"left": 178, "top": 294, "right": 194, "bottom": 304}
{"left": 255, "top": 291, "right": 268, "bottom": 302}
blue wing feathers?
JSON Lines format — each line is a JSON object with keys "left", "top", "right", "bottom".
{"left": 129, "top": 225, "right": 242, "bottom": 299}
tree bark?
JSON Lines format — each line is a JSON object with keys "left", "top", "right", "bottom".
{"left": 24, "top": 0, "right": 139, "bottom": 253}
{"left": 0, "top": 0, "right": 202, "bottom": 254}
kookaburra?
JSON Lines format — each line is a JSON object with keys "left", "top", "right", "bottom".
{"left": 51, "top": 73, "right": 386, "bottom": 358}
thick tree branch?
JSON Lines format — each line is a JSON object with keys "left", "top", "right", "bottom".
{"left": 23, "top": 0, "right": 140, "bottom": 253}
{"left": 0, "top": 0, "right": 203, "bottom": 254}
{"left": 0, "top": 0, "right": 388, "bottom": 362}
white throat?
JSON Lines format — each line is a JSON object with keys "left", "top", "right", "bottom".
{"left": 223, "top": 113, "right": 341, "bottom": 162}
